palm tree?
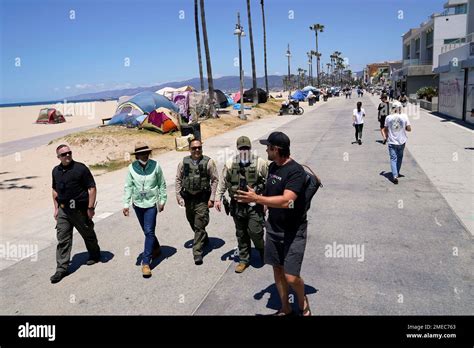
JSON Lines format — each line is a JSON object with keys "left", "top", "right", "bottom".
{"left": 309, "top": 24, "right": 324, "bottom": 87}
{"left": 331, "top": 51, "right": 342, "bottom": 85}
{"left": 200, "top": 0, "right": 216, "bottom": 117}
{"left": 194, "top": 0, "right": 204, "bottom": 91}
{"left": 246, "top": 0, "right": 258, "bottom": 105}
{"left": 260, "top": 0, "right": 269, "bottom": 95}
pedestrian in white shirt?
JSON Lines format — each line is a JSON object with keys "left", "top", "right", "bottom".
{"left": 383, "top": 102, "right": 412, "bottom": 184}
{"left": 352, "top": 102, "right": 365, "bottom": 145}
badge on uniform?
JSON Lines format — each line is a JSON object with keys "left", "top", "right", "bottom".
{"left": 139, "top": 190, "right": 148, "bottom": 198}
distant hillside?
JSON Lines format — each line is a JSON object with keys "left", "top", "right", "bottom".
{"left": 67, "top": 75, "right": 284, "bottom": 101}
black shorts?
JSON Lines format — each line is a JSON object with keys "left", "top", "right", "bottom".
{"left": 379, "top": 116, "right": 386, "bottom": 129}
{"left": 264, "top": 220, "right": 307, "bottom": 276}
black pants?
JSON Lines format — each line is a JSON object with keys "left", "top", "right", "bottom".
{"left": 55, "top": 207, "right": 101, "bottom": 272}
{"left": 354, "top": 124, "right": 363, "bottom": 140}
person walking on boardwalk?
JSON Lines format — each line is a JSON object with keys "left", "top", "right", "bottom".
{"left": 378, "top": 94, "right": 390, "bottom": 144}
{"left": 235, "top": 132, "right": 312, "bottom": 316}
{"left": 51, "top": 144, "right": 101, "bottom": 284}
{"left": 175, "top": 138, "right": 219, "bottom": 265}
{"left": 352, "top": 101, "right": 365, "bottom": 145}
{"left": 215, "top": 136, "right": 268, "bottom": 273}
{"left": 123, "top": 142, "right": 167, "bottom": 278}
{"left": 383, "top": 102, "right": 412, "bottom": 185}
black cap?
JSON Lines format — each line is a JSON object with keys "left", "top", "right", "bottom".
{"left": 259, "top": 131, "right": 290, "bottom": 148}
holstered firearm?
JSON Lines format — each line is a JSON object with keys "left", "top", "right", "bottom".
{"left": 222, "top": 197, "right": 231, "bottom": 216}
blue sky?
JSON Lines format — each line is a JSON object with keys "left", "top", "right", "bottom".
{"left": 1, "top": 0, "right": 445, "bottom": 103}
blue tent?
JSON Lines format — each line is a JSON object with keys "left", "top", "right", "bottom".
{"left": 116, "top": 91, "right": 179, "bottom": 114}
{"left": 302, "top": 86, "right": 318, "bottom": 92}
{"left": 225, "top": 93, "right": 235, "bottom": 106}
{"left": 108, "top": 112, "right": 146, "bottom": 127}
{"left": 291, "top": 90, "right": 307, "bottom": 101}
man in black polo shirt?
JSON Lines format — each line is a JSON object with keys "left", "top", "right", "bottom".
{"left": 235, "top": 132, "right": 311, "bottom": 316}
{"left": 51, "top": 144, "right": 101, "bottom": 284}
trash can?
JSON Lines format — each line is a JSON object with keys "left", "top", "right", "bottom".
{"left": 181, "top": 122, "right": 201, "bottom": 141}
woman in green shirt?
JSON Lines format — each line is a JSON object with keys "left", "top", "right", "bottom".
{"left": 123, "top": 142, "right": 167, "bottom": 277}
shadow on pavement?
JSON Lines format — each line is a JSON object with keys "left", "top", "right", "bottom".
{"left": 221, "top": 247, "right": 264, "bottom": 269}
{"left": 135, "top": 245, "right": 177, "bottom": 269}
{"left": 68, "top": 250, "right": 114, "bottom": 274}
{"left": 253, "top": 283, "right": 318, "bottom": 314}
{"left": 379, "top": 171, "right": 395, "bottom": 183}
{"left": 184, "top": 237, "right": 225, "bottom": 258}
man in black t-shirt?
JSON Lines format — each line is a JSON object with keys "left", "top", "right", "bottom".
{"left": 50, "top": 144, "right": 101, "bottom": 284}
{"left": 235, "top": 132, "right": 311, "bottom": 316}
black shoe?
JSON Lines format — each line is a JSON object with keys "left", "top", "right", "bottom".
{"left": 383, "top": 139, "right": 387, "bottom": 145}
{"left": 86, "top": 258, "right": 100, "bottom": 266}
{"left": 50, "top": 271, "right": 67, "bottom": 284}
{"left": 393, "top": 178, "right": 399, "bottom": 185}
{"left": 358, "top": 139, "right": 362, "bottom": 145}
{"left": 194, "top": 255, "right": 203, "bottom": 265}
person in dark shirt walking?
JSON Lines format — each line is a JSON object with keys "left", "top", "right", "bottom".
{"left": 50, "top": 144, "right": 101, "bottom": 283}
{"left": 235, "top": 132, "right": 311, "bottom": 316}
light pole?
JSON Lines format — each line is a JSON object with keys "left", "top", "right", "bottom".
{"left": 234, "top": 12, "right": 246, "bottom": 120}
{"left": 286, "top": 44, "right": 291, "bottom": 98}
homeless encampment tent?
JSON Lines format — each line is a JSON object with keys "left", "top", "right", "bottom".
{"left": 139, "top": 107, "right": 180, "bottom": 133}
{"left": 214, "top": 89, "right": 229, "bottom": 108}
{"left": 107, "top": 91, "right": 180, "bottom": 133}
{"left": 291, "top": 90, "right": 307, "bottom": 101}
{"left": 36, "top": 108, "right": 66, "bottom": 124}
{"left": 116, "top": 91, "right": 179, "bottom": 114}
{"left": 243, "top": 88, "right": 268, "bottom": 103}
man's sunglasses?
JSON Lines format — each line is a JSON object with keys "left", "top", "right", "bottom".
{"left": 191, "top": 146, "right": 202, "bottom": 150}
{"left": 58, "top": 151, "right": 72, "bottom": 157}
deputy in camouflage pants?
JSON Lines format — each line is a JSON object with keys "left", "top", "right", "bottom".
{"left": 175, "top": 138, "right": 219, "bottom": 265}
{"left": 215, "top": 136, "right": 268, "bottom": 273}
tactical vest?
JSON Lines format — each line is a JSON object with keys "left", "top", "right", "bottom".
{"left": 182, "top": 155, "right": 211, "bottom": 195}
{"left": 227, "top": 155, "right": 259, "bottom": 197}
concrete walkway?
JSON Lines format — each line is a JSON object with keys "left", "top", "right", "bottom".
{"left": 0, "top": 95, "right": 472, "bottom": 315}
{"left": 0, "top": 125, "right": 97, "bottom": 157}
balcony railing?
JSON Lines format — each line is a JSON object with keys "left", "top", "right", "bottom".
{"left": 403, "top": 59, "right": 433, "bottom": 66}
{"left": 440, "top": 35, "right": 472, "bottom": 54}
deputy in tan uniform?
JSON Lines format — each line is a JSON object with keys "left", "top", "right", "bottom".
{"left": 175, "top": 138, "right": 219, "bottom": 265}
{"left": 215, "top": 136, "right": 268, "bottom": 273}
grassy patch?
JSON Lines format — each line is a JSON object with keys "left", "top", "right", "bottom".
{"left": 90, "top": 159, "right": 131, "bottom": 172}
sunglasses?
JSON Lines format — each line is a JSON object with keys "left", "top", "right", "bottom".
{"left": 58, "top": 151, "right": 72, "bottom": 158}
{"left": 191, "top": 146, "right": 202, "bottom": 150}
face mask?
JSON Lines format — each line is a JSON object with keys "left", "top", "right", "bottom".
{"left": 239, "top": 150, "right": 250, "bottom": 164}
{"left": 138, "top": 159, "right": 148, "bottom": 166}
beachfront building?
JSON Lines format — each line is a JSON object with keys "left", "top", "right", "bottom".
{"left": 365, "top": 61, "right": 402, "bottom": 86}
{"left": 434, "top": 0, "right": 473, "bottom": 124}
{"left": 392, "top": 0, "right": 468, "bottom": 97}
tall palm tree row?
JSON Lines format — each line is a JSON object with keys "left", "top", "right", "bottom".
{"left": 199, "top": 0, "right": 217, "bottom": 117}
{"left": 246, "top": 0, "right": 258, "bottom": 104}
{"left": 194, "top": 0, "right": 204, "bottom": 92}
{"left": 260, "top": 0, "right": 269, "bottom": 95}
{"left": 309, "top": 23, "right": 324, "bottom": 87}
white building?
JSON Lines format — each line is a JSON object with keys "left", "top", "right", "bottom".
{"left": 393, "top": 0, "right": 468, "bottom": 96}
{"left": 435, "top": 0, "right": 474, "bottom": 124}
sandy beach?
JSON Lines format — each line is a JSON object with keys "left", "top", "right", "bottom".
{"left": 0, "top": 100, "right": 118, "bottom": 143}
